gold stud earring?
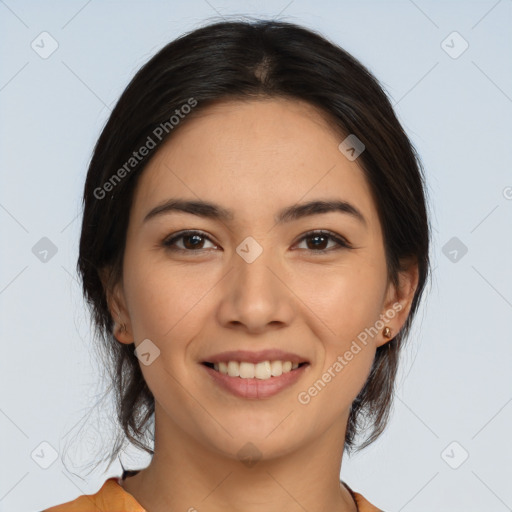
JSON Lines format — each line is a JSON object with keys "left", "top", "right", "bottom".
{"left": 383, "top": 326, "right": 392, "bottom": 339}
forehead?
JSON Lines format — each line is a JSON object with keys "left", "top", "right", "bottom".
{"left": 130, "top": 98, "right": 379, "bottom": 230}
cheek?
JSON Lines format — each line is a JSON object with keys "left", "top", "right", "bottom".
{"left": 294, "top": 261, "right": 386, "bottom": 398}
{"left": 295, "top": 284, "right": 381, "bottom": 416}
{"left": 123, "top": 250, "right": 220, "bottom": 345}
{"left": 121, "top": 254, "right": 214, "bottom": 405}
{"left": 297, "top": 260, "right": 387, "bottom": 342}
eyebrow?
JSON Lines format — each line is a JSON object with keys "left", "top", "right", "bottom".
{"left": 143, "top": 198, "right": 367, "bottom": 227}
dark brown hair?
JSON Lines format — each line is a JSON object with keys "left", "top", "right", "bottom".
{"left": 72, "top": 17, "right": 430, "bottom": 473}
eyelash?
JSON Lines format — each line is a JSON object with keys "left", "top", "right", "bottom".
{"left": 162, "top": 229, "right": 352, "bottom": 255}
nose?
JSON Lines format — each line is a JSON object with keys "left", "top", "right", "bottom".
{"left": 216, "top": 240, "right": 295, "bottom": 333}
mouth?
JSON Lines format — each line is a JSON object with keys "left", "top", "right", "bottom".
{"left": 201, "top": 360, "right": 309, "bottom": 380}
{"left": 200, "top": 359, "right": 310, "bottom": 399}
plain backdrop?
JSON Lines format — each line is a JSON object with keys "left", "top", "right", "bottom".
{"left": 1, "top": 1, "right": 511, "bottom": 511}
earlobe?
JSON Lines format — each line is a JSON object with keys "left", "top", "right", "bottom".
{"left": 378, "top": 259, "right": 419, "bottom": 347}
{"left": 99, "top": 266, "right": 134, "bottom": 344}
{"left": 114, "top": 319, "right": 133, "bottom": 344}
{"left": 111, "top": 284, "right": 134, "bottom": 344}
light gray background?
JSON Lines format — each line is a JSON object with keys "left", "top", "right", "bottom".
{"left": 1, "top": 1, "right": 511, "bottom": 511}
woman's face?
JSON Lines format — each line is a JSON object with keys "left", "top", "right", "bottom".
{"left": 110, "top": 98, "right": 414, "bottom": 460}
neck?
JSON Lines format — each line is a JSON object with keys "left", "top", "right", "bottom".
{"left": 121, "top": 404, "right": 358, "bottom": 512}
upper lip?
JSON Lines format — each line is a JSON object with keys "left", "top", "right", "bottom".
{"left": 202, "top": 349, "right": 309, "bottom": 365}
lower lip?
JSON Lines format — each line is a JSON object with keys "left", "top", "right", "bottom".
{"left": 202, "top": 364, "right": 309, "bottom": 399}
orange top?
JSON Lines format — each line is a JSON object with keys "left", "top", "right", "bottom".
{"left": 43, "top": 476, "right": 383, "bottom": 512}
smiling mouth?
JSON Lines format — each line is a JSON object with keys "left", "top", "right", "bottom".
{"left": 202, "top": 361, "right": 309, "bottom": 380}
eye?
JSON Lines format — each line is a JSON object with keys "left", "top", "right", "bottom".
{"left": 162, "top": 229, "right": 352, "bottom": 255}
{"left": 294, "top": 230, "right": 352, "bottom": 254}
{"left": 162, "top": 230, "right": 218, "bottom": 253}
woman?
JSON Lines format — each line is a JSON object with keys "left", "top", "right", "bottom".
{"left": 44, "top": 18, "right": 430, "bottom": 512}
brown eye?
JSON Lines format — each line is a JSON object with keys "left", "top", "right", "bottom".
{"left": 305, "top": 233, "right": 330, "bottom": 251}
{"left": 162, "top": 229, "right": 351, "bottom": 255}
{"left": 295, "top": 230, "right": 352, "bottom": 254}
{"left": 163, "top": 231, "right": 218, "bottom": 252}
{"left": 181, "top": 233, "right": 206, "bottom": 250}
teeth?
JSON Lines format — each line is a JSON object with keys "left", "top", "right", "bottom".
{"left": 255, "top": 361, "right": 271, "bottom": 379}
{"left": 227, "top": 361, "right": 239, "bottom": 377}
{"left": 239, "top": 361, "right": 255, "bottom": 378}
{"left": 270, "top": 360, "right": 282, "bottom": 377}
{"left": 212, "top": 360, "right": 303, "bottom": 380}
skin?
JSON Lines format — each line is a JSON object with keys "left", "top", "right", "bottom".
{"left": 104, "top": 97, "right": 418, "bottom": 512}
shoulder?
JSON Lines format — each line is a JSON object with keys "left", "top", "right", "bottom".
{"left": 343, "top": 481, "right": 386, "bottom": 512}
{"left": 352, "top": 490, "right": 386, "bottom": 512}
{"left": 41, "top": 477, "right": 146, "bottom": 512}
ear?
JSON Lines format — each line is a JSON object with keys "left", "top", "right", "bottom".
{"left": 376, "top": 257, "right": 419, "bottom": 348}
{"left": 98, "top": 266, "right": 134, "bottom": 344}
